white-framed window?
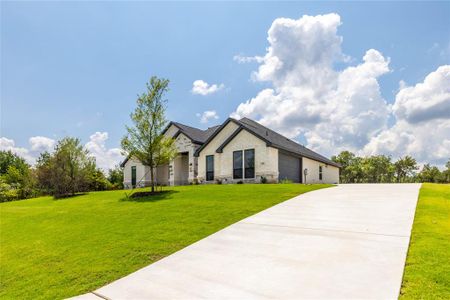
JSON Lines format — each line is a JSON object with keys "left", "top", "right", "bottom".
{"left": 319, "top": 166, "right": 323, "bottom": 181}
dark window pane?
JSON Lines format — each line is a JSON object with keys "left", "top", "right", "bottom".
{"left": 233, "top": 151, "right": 243, "bottom": 179}
{"left": 233, "top": 151, "right": 242, "bottom": 169}
{"left": 131, "top": 166, "right": 137, "bottom": 186}
{"left": 206, "top": 155, "right": 214, "bottom": 181}
{"left": 319, "top": 166, "right": 323, "bottom": 180}
{"left": 233, "top": 169, "right": 243, "bottom": 179}
{"left": 244, "top": 149, "right": 255, "bottom": 178}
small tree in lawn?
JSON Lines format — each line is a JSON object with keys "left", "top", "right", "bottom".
{"left": 51, "top": 137, "right": 94, "bottom": 198}
{"left": 121, "top": 76, "right": 177, "bottom": 192}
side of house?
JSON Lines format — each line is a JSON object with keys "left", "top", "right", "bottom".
{"left": 195, "top": 118, "right": 340, "bottom": 184}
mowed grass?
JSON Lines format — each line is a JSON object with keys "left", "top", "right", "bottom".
{"left": 0, "top": 184, "right": 331, "bottom": 299}
{"left": 400, "top": 183, "right": 450, "bottom": 299}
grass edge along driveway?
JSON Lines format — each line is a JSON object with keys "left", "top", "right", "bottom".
{"left": 400, "top": 183, "right": 450, "bottom": 299}
{"left": 0, "top": 184, "right": 331, "bottom": 299}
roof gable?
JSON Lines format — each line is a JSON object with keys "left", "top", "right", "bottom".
{"left": 195, "top": 117, "right": 340, "bottom": 167}
{"left": 238, "top": 118, "right": 340, "bottom": 167}
{"left": 121, "top": 122, "right": 220, "bottom": 167}
{"left": 162, "top": 121, "right": 220, "bottom": 144}
{"left": 194, "top": 118, "right": 240, "bottom": 156}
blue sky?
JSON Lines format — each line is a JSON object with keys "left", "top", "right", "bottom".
{"left": 1, "top": 2, "right": 450, "bottom": 169}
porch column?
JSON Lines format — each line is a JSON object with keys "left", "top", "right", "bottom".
{"left": 188, "top": 151, "right": 197, "bottom": 183}
{"left": 168, "top": 157, "right": 176, "bottom": 186}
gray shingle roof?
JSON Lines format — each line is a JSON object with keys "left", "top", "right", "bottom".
{"left": 120, "top": 122, "right": 220, "bottom": 167}
{"left": 194, "top": 117, "right": 340, "bottom": 168}
{"left": 125, "top": 118, "right": 340, "bottom": 168}
{"left": 170, "top": 121, "right": 220, "bottom": 144}
{"left": 237, "top": 118, "right": 340, "bottom": 167}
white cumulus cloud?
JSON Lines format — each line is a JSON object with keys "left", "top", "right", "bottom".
{"left": 196, "top": 110, "right": 219, "bottom": 124}
{"left": 0, "top": 137, "right": 35, "bottom": 163}
{"left": 29, "top": 136, "right": 56, "bottom": 152}
{"left": 364, "top": 65, "right": 450, "bottom": 165}
{"left": 1, "top": 132, "right": 123, "bottom": 170}
{"left": 231, "top": 13, "right": 450, "bottom": 166}
{"left": 232, "top": 13, "right": 390, "bottom": 155}
{"left": 392, "top": 65, "right": 450, "bottom": 123}
{"left": 85, "top": 132, "right": 123, "bottom": 171}
{"left": 191, "top": 80, "right": 224, "bottom": 95}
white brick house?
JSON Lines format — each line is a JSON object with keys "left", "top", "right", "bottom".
{"left": 121, "top": 118, "right": 340, "bottom": 188}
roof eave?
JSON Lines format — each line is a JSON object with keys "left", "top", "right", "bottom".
{"left": 194, "top": 118, "right": 239, "bottom": 157}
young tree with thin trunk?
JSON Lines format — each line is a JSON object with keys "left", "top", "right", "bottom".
{"left": 121, "top": 76, "right": 177, "bottom": 192}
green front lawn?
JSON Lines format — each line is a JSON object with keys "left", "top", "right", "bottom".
{"left": 0, "top": 184, "right": 330, "bottom": 299}
{"left": 400, "top": 183, "right": 450, "bottom": 299}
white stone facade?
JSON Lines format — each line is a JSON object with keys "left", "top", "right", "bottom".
{"left": 122, "top": 119, "right": 340, "bottom": 188}
{"left": 123, "top": 124, "right": 201, "bottom": 188}
{"left": 197, "top": 126, "right": 279, "bottom": 183}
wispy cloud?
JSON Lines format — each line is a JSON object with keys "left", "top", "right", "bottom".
{"left": 196, "top": 110, "right": 219, "bottom": 124}
{"left": 233, "top": 54, "right": 264, "bottom": 64}
{"left": 191, "top": 80, "right": 224, "bottom": 95}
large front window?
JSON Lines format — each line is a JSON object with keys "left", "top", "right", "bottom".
{"left": 206, "top": 155, "right": 214, "bottom": 181}
{"left": 233, "top": 149, "right": 255, "bottom": 179}
{"left": 233, "top": 151, "right": 243, "bottom": 179}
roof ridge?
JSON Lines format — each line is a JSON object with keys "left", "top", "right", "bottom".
{"left": 173, "top": 121, "right": 220, "bottom": 133}
{"left": 238, "top": 117, "right": 339, "bottom": 167}
{"left": 172, "top": 121, "right": 203, "bottom": 131}
{"left": 239, "top": 117, "right": 300, "bottom": 145}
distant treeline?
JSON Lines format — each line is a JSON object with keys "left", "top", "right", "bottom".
{"left": 331, "top": 151, "right": 450, "bottom": 184}
{"left": 2, "top": 143, "right": 449, "bottom": 202}
{"left": 0, "top": 137, "right": 124, "bottom": 202}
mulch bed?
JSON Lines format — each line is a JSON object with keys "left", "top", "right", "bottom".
{"left": 129, "top": 191, "right": 170, "bottom": 198}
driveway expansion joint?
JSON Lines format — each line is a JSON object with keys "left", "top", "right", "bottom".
{"left": 241, "top": 221, "right": 411, "bottom": 238}
{"left": 91, "top": 292, "right": 110, "bottom": 300}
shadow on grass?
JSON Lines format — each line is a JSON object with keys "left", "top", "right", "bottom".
{"left": 53, "top": 193, "right": 88, "bottom": 200}
{"left": 120, "top": 190, "right": 179, "bottom": 203}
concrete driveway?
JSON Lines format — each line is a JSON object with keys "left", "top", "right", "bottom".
{"left": 74, "top": 184, "right": 421, "bottom": 300}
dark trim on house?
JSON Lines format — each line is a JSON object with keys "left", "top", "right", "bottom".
{"left": 120, "top": 156, "right": 129, "bottom": 168}
{"left": 216, "top": 126, "right": 243, "bottom": 153}
{"left": 123, "top": 118, "right": 340, "bottom": 169}
{"left": 216, "top": 125, "right": 272, "bottom": 153}
{"left": 194, "top": 118, "right": 238, "bottom": 157}
{"left": 195, "top": 118, "right": 274, "bottom": 157}
{"left": 161, "top": 122, "right": 201, "bottom": 144}
{"left": 195, "top": 117, "right": 340, "bottom": 168}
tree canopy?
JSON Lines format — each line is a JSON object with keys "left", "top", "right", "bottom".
{"left": 121, "top": 76, "right": 177, "bottom": 192}
{"left": 332, "top": 151, "right": 449, "bottom": 184}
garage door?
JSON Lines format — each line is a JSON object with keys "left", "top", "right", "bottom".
{"left": 278, "top": 152, "right": 301, "bottom": 183}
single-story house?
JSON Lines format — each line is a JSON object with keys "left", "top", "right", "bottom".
{"left": 121, "top": 117, "right": 340, "bottom": 188}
